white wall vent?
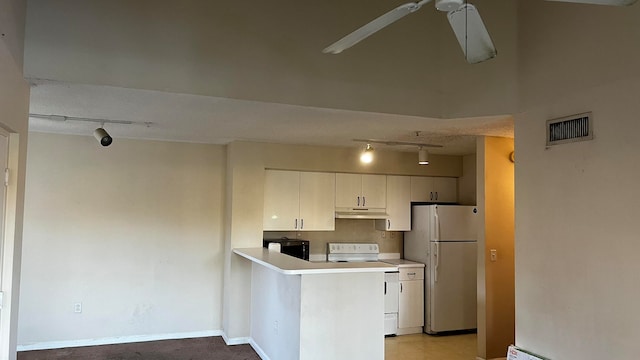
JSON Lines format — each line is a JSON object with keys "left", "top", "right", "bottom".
{"left": 546, "top": 112, "right": 593, "bottom": 146}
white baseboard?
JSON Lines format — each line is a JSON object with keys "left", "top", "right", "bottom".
{"left": 395, "top": 327, "right": 422, "bottom": 336}
{"left": 248, "top": 338, "right": 270, "bottom": 360}
{"left": 220, "top": 331, "right": 250, "bottom": 346}
{"left": 17, "top": 330, "right": 222, "bottom": 352}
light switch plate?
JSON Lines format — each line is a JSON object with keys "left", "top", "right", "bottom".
{"left": 490, "top": 249, "right": 497, "bottom": 262}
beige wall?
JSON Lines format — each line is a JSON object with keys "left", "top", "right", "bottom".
{"left": 458, "top": 154, "right": 477, "bottom": 206}
{"left": 514, "top": 2, "right": 640, "bottom": 359}
{"left": 19, "top": 133, "right": 226, "bottom": 345}
{"left": 0, "top": 0, "right": 30, "bottom": 358}
{"left": 477, "top": 137, "right": 514, "bottom": 360}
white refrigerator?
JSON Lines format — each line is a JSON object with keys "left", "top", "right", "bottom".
{"left": 404, "top": 204, "right": 478, "bottom": 334}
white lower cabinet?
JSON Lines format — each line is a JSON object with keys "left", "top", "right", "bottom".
{"left": 398, "top": 266, "right": 424, "bottom": 334}
{"left": 384, "top": 272, "right": 400, "bottom": 336}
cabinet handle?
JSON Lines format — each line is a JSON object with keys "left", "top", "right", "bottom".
{"left": 387, "top": 219, "right": 390, "bottom": 230}
{"left": 408, "top": 272, "right": 416, "bottom": 276}
{"left": 300, "top": 218, "right": 304, "bottom": 229}
{"left": 430, "top": 192, "right": 433, "bottom": 201}
{"left": 357, "top": 196, "right": 360, "bottom": 206}
{"left": 295, "top": 218, "right": 298, "bottom": 229}
{"left": 400, "top": 283, "right": 403, "bottom": 293}
{"left": 384, "top": 281, "right": 387, "bottom": 295}
{"left": 363, "top": 196, "right": 366, "bottom": 206}
{"left": 435, "top": 192, "right": 439, "bottom": 201}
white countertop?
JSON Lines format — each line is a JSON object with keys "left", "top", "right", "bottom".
{"left": 233, "top": 248, "right": 397, "bottom": 275}
{"left": 380, "top": 259, "right": 426, "bottom": 268}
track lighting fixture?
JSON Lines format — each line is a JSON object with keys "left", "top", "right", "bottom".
{"left": 94, "top": 127, "right": 113, "bottom": 147}
{"left": 29, "top": 113, "right": 154, "bottom": 148}
{"left": 353, "top": 137, "right": 441, "bottom": 165}
{"left": 418, "top": 147, "right": 429, "bottom": 165}
{"left": 360, "top": 144, "right": 374, "bottom": 164}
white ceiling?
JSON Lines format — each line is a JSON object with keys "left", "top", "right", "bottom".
{"left": 28, "top": 79, "right": 513, "bottom": 155}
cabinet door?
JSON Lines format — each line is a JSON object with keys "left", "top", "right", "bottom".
{"left": 263, "top": 170, "right": 300, "bottom": 231}
{"left": 377, "top": 175, "right": 410, "bottom": 231}
{"left": 433, "top": 177, "right": 458, "bottom": 203}
{"left": 410, "top": 176, "right": 435, "bottom": 202}
{"left": 361, "top": 174, "right": 386, "bottom": 208}
{"left": 399, "top": 280, "right": 424, "bottom": 329}
{"left": 335, "top": 173, "right": 362, "bottom": 208}
{"left": 299, "top": 172, "right": 335, "bottom": 231}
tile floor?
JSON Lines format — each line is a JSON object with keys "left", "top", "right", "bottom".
{"left": 385, "top": 333, "right": 477, "bottom": 360}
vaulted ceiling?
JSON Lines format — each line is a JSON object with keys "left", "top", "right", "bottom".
{"left": 24, "top": 0, "right": 523, "bottom": 153}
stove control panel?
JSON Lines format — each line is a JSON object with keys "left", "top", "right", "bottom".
{"left": 327, "top": 243, "right": 379, "bottom": 254}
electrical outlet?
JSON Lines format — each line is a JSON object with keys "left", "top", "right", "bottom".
{"left": 390, "top": 232, "right": 395, "bottom": 238}
{"left": 74, "top": 302, "right": 82, "bottom": 313}
{"left": 490, "top": 249, "right": 497, "bottom": 262}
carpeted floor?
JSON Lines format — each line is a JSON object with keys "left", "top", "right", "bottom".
{"left": 17, "top": 337, "right": 261, "bottom": 360}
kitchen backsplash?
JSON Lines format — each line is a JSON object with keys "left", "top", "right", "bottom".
{"left": 264, "top": 219, "right": 403, "bottom": 256}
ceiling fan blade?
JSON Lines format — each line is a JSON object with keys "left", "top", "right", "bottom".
{"left": 546, "top": 0, "right": 637, "bottom": 5}
{"left": 447, "top": 4, "right": 497, "bottom": 64}
{"left": 323, "top": 1, "right": 432, "bottom": 54}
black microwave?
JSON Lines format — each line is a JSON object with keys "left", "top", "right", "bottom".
{"left": 263, "top": 238, "right": 310, "bottom": 261}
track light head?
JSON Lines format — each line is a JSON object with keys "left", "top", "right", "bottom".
{"left": 360, "top": 144, "right": 374, "bottom": 164}
{"left": 418, "top": 147, "right": 429, "bottom": 165}
{"left": 94, "top": 127, "right": 113, "bottom": 147}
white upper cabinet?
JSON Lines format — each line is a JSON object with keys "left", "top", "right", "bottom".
{"left": 335, "top": 173, "right": 362, "bottom": 208}
{"left": 336, "top": 173, "right": 386, "bottom": 209}
{"left": 376, "top": 175, "right": 411, "bottom": 231}
{"left": 410, "top": 176, "right": 458, "bottom": 203}
{"left": 410, "top": 177, "right": 434, "bottom": 202}
{"left": 264, "top": 170, "right": 300, "bottom": 230}
{"left": 299, "top": 172, "right": 336, "bottom": 230}
{"left": 263, "top": 170, "right": 335, "bottom": 231}
{"left": 432, "top": 177, "right": 457, "bottom": 203}
{"left": 361, "top": 174, "right": 387, "bottom": 208}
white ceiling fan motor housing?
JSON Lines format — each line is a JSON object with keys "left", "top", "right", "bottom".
{"left": 435, "top": 0, "right": 464, "bottom": 12}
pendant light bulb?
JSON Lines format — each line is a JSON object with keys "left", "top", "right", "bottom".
{"left": 360, "top": 144, "right": 374, "bottom": 164}
{"left": 418, "top": 147, "right": 429, "bottom": 165}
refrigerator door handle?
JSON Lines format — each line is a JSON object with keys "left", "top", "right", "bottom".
{"left": 434, "top": 242, "right": 440, "bottom": 283}
{"left": 434, "top": 206, "right": 440, "bottom": 241}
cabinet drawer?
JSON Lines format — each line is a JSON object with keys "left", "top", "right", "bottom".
{"left": 399, "top": 267, "right": 424, "bottom": 281}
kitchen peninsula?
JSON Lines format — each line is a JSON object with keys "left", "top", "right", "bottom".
{"left": 233, "top": 248, "right": 396, "bottom": 360}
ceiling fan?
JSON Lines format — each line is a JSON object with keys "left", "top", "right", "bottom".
{"left": 323, "top": 0, "right": 637, "bottom": 64}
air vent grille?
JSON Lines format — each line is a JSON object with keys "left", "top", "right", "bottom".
{"left": 546, "top": 112, "right": 593, "bottom": 146}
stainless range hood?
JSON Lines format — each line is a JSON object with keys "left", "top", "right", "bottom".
{"left": 335, "top": 208, "right": 389, "bottom": 220}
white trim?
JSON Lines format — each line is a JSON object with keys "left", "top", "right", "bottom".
{"left": 17, "top": 330, "right": 222, "bottom": 352}
{"left": 220, "top": 331, "right": 250, "bottom": 346}
{"left": 378, "top": 252, "right": 401, "bottom": 260}
{"left": 248, "top": 338, "right": 271, "bottom": 360}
